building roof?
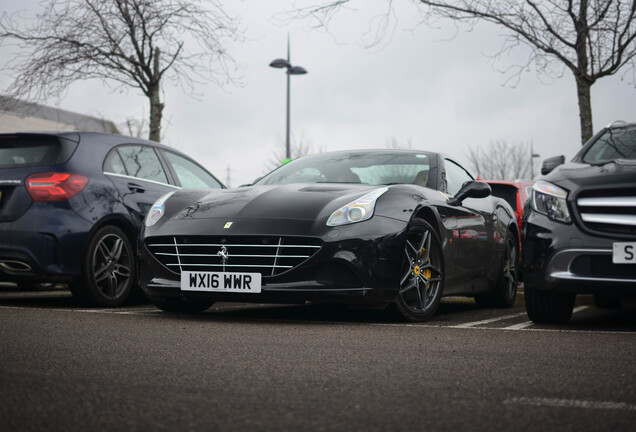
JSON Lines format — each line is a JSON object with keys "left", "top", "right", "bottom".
{"left": 0, "top": 96, "right": 119, "bottom": 134}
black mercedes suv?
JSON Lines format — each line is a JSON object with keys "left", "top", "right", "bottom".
{"left": 523, "top": 121, "right": 636, "bottom": 323}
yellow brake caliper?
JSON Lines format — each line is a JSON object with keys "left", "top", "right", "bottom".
{"left": 413, "top": 247, "right": 432, "bottom": 284}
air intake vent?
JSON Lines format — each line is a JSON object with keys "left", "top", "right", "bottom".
{"left": 576, "top": 189, "right": 636, "bottom": 236}
{"left": 146, "top": 236, "right": 322, "bottom": 277}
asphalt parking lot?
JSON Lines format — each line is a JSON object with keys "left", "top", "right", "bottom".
{"left": 1, "top": 284, "right": 635, "bottom": 432}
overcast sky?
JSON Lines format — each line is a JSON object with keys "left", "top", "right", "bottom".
{"left": 1, "top": 0, "right": 635, "bottom": 186}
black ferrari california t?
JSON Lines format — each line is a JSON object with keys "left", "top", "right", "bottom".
{"left": 139, "top": 150, "right": 519, "bottom": 321}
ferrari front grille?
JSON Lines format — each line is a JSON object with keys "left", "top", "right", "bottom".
{"left": 146, "top": 236, "right": 323, "bottom": 277}
{"left": 576, "top": 189, "right": 636, "bottom": 236}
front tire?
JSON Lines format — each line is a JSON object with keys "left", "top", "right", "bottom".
{"left": 70, "top": 226, "right": 135, "bottom": 307}
{"left": 392, "top": 219, "right": 444, "bottom": 322}
{"left": 525, "top": 286, "right": 575, "bottom": 324}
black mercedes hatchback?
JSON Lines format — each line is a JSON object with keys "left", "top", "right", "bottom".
{"left": 523, "top": 121, "right": 636, "bottom": 323}
{"left": 0, "top": 132, "right": 224, "bottom": 306}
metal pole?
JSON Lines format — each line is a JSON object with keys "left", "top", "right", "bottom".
{"left": 530, "top": 142, "right": 534, "bottom": 180}
{"left": 286, "top": 70, "right": 291, "bottom": 160}
{"left": 285, "top": 35, "right": 291, "bottom": 160}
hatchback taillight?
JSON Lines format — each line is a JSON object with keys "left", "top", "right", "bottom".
{"left": 25, "top": 172, "right": 89, "bottom": 201}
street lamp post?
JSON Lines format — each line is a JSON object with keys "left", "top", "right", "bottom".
{"left": 269, "top": 36, "right": 307, "bottom": 161}
{"left": 530, "top": 141, "right": 541, "bottom": 180}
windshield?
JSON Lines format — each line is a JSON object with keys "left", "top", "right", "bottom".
{"left": 582, "top": 125, "right": 636, "bottom": 164}
{"left": 256, "top": 151, "right": 435, "bottom": 186}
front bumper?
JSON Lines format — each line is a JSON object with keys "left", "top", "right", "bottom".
{"left": 139, "top": 215, "right": 408, "bottom": 305}
{"left": 523, "top": 210, "right": 636, "bottom": 294}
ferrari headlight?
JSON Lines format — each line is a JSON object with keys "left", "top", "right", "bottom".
{"left": 145, "top": 191, "right": 175, "bottom": 227}
{"left": 532, "top": 181, "right": 571, "bottom": 223}
{"left": 327, "top": 187, "right": 388, "bottom": 227}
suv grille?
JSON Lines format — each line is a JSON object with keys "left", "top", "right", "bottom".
{"left": 146, "top": 236, "right": 322, "bottom": 277}
{"left": 576, "top": 188, "right": 636, "bottom": 236}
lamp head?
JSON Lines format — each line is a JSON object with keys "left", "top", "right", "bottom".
{"left": 288, "top": 66, "right": 307, "bottom": 75}
{"left": 269, "top": 58, "right": 291, "bottom": 69}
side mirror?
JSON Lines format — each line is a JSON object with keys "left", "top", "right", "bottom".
{"left": 541, "top": 155, "right": 565, "bottom": 175}
{"left": 448, "top": 181, "right": 491, "bottom": 206}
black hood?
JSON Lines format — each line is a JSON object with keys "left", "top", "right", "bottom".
{"left": 166, "top": 183, "right": 379, "bottom": 222}
{"left": 544, "top": 159, "right": 636, "bottom": 192}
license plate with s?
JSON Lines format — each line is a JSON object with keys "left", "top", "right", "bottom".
{"left": 612, "top": 242, "right": 636, "bottom": 264}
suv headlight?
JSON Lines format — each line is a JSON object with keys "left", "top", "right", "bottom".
{"left": 145, "top": 191, "right": 175, "bottom": 227}
{"left": 327, "top": 187, "right": 389, "bottom": 227}
{"left": 531, "top": 181, "right": 571, "bottom": 223}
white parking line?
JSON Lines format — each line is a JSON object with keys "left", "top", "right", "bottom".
{"left": 0, "top": 305, "right": 160, "bottom": 314}
{"left": 73, "top": 309, "right": 161, "bottom": 315}
{"left": 504, "top": 397, "right": 636, "bottom": 411}
{"left": 503, "top": 321, "right": 534, "bottom": 330}
{"left": 503, "top": 306, "right": 591, "bottom": 330}
{"left": 451, "top": 312, "right": 529, "bottom": 328}
{"left": 2, "top": 305, "right": 635, "bottom": 334}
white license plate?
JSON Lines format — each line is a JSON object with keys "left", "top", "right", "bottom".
{"left": 181, "top": 271, "right": 262, "bottom": 293}
{"left": 612, "top": 242, "right": 636, "bottom": 264}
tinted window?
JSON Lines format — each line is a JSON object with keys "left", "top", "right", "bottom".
{"left": 583, "top": 125, "right": 636, "bottom": 163}
{"left": 164, "top": 151, "right": 223, "bottom": 189}
{"left": 103, "top": 150, "right": 126, "bottom": 175}
{"left": 489, "top": 184, "right": 517, "bottom": 210}
{"left": 0, "top": 135, "right": 77, "bottom": 168}
{"left": 444, "top": 159, "right": 474, "bottom": 195}
{"left": 116, "top": 145, "right": 168, "bottom": 184}
{"left": 257, "top": 152, "right": 434, "bottom": 186}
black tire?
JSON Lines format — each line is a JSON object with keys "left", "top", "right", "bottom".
{"left": 524, "top": 286, "right": 575, "bottom": 324}
{"left": 392, "top": 218, "right": 444, "bottom": 322}
{"left": 70, "top": 226, "right": 135, "bottom": 307}
{"left": 152, "top": 298, "right": 214, "bottom": 314}
{"left": 475, "top": 232, "right": 518, "bottom": 308}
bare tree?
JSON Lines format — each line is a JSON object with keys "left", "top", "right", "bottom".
{"left": 119, "top": 115, "right": 148, "bottom": 139}
{"left": 294, "top": 1, "right": 636, "bottom": 144}
{"left": 467, "top": 140, "right": 533, "bottom": 180}
{"left": 0, "top": 0, "right": 243, "bottom": 142}
{"left": 265, "top": 132, "right": 324, "bottom": 172}
{"left": 385, "top": 137, "right": 413, "bottom": 149}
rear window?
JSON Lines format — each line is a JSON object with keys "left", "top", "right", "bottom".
{"left": 0, "top": 135, "right": 78, "bottom": 168}
{"left": 489, "top": 184, "right": 518, "bottom": 210}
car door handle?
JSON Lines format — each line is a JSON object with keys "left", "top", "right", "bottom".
{"left": 127, "top": 182, "right": 146, "bottom": 193}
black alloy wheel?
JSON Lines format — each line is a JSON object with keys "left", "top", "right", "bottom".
{"left": 393, "top": 218, "right": 444, "bottom": 322}
{"left": 70, "top": 226, "right": 135, "bottom": 307}
{"left": 475, "top": 232, "right": 518, "bottom": 308}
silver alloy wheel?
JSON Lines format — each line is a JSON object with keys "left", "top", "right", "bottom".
{"left": 399, "top": 224, "right": 443, "bottom": 315}
{"left": 502, "top": 236, "right": 518, "bottom": 300}
{"left": 91, "top": 233, "right": 132, "bottom": 301}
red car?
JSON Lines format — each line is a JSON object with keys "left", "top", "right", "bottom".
{"left": 485, "top": 180, "right": 533, "bottom": 242}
